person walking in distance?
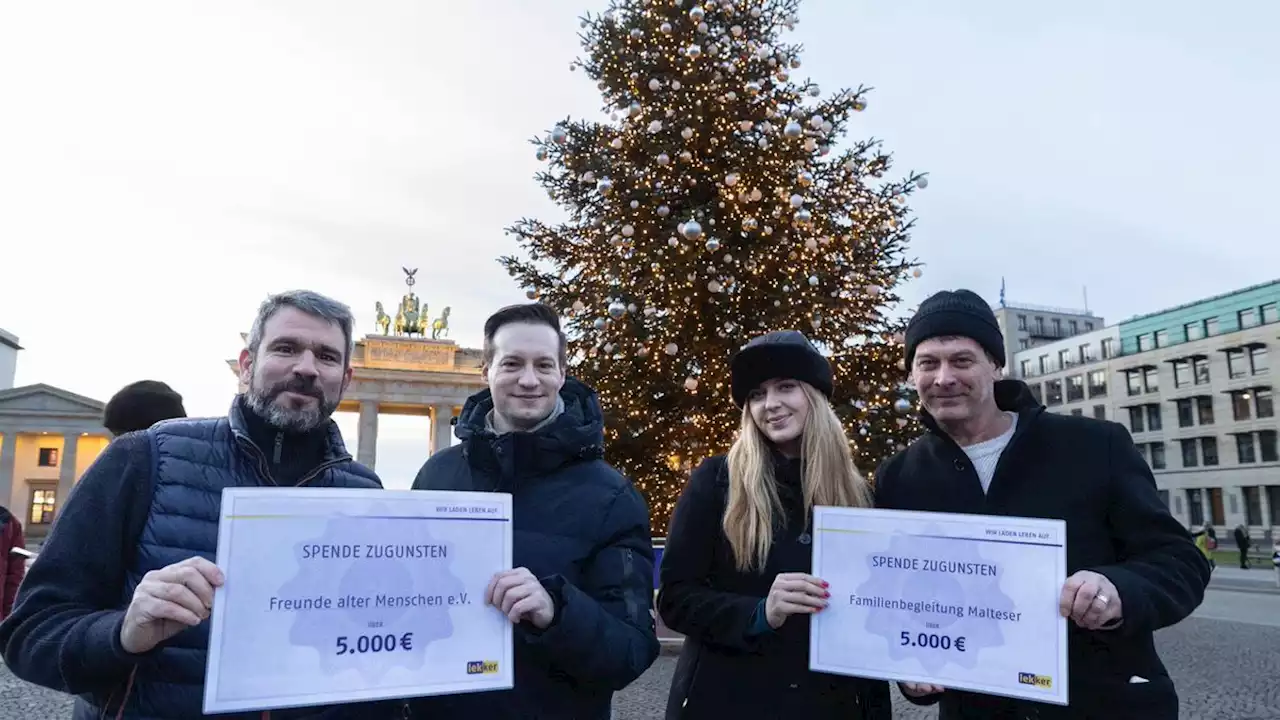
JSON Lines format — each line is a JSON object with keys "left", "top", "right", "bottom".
{"left": 0, "top": 290, "right": 400, "bottom": 719}
{"left": 876, "top": 289, "right": 1211, "bottom": 719}
{"left": 0, "top": 504, "right": 25, "bottom": 622}
{"left": 410, "top": 303, "right": 659, "bottom": 719}
{"left": 1233, "top": 524, "right": 1252, "bottom": 569}
{"left": 657, "top": 330, "right": 892, "bottom": 719}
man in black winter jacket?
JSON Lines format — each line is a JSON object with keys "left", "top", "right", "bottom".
{"left": 875, "top": 289, "right": 1210, "bottom": 720}
{"left": 409, "top": 302, "right": 659, "bottom": 719}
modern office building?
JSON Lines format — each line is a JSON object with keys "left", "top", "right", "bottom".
{"left": 1009, "top": 280, "right": 1280, "bottom": 540}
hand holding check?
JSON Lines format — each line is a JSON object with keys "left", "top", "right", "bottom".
{"left": 1059, "top": 570, "right": 1123, "bottom": 630}
{"left": 121, "top": 556, "right": 225, "bottom": 654}
{"left": 487, "top": 567, "right": 556, "bottom": 629}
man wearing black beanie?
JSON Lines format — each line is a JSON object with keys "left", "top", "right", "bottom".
{"left": 875, "top": 288, "right": 1210, "bottom": 719}
{"left": 102, "top": 380, "right": 188, "bottom": 437}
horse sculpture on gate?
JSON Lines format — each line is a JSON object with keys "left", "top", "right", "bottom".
{"left": 375, "top": 267, "right": 453, "bottom": 340}
{"left": 431, "top": 307, "right": 451, "bottom": 339}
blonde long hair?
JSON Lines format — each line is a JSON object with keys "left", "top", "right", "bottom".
{"left": 723, "top": 383, "right": 872, "bottom": 573}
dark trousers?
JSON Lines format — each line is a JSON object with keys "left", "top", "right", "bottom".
{"left": 1240, "top": 546, "right": 1250, "bottom": 568}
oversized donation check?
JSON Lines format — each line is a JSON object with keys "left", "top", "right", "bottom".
{"left": 809, "top": 507, "right": 1069, "bottom": 706}
{"left": 203, "top": 488, "right": 513, "bottom": 714}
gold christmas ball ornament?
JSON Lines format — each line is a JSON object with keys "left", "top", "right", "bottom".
{"left": 608, "top": 300, "right": 627, "bottom": 319}
{"left": 794, "top": 209, "right": 812, "bottom": 225}
{"left": 686, "top": 44, "right": 702, "bottom": 59}
{"left": 526, "top": 289, "right": 539, "bottom": 299}
{"left": 913, "top": 268, "right": 923, "bottom": 278}
{"left": 742, "top": 217, "right": 758, "bottom": 231}
{"left": 798, "top": 171, "right": 813, "bottom": 186}
{"left": 597, "top": 177, "right": 614, "bottom": 194}
{"left": 853, "top": 98, "right": 868, "bottom": 112}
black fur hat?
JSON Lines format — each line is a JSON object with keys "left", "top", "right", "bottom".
{"left": 729, "top": 330, "right": 833, "bottom": 408}
{"left": 102, "top": 380, "right": 187, "bottom": 436}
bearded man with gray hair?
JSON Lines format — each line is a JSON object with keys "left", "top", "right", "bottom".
{"left": 0, "top": 290, "right": 396, "bottom": 719}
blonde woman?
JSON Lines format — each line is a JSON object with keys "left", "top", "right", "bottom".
{"left": 657, "top": 330, "right": 891, "bottom": 720}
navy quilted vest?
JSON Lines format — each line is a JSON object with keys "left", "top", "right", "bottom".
{"left": 93, "top": 400, "right": 384, "bottom": 720}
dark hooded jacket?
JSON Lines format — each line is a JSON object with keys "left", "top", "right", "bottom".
{"left": 409, "top": 377, "right": 660, "bottom": 719}
{"left": 875, "top": 379, "right": 1211, "bottom": 719}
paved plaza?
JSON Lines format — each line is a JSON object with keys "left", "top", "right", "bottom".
{"left": 3, "top": 570, "right": 1279, "bottom": 719}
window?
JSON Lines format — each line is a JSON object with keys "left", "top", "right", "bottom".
{"left": 1017, "top": 314, "right": 1027, "bottom": 330}
{"left": 1196, "top": 396, "right": 1215, "bottom": 425}
{"left": 1038, "top": 355, "right": 1049, "bottom": 374}
{"left": 1193, "top": 357, "right": 1210, "bottom": 384}
{"left": 1088, "top": 370, "right": 1107, "bottom": 398}
{"left": 1201, "top": 437, "right": 1219, "bottom": 466}
{"left": 1240, "top": 308, "right": 1258, "bottom": 329}
{"left": 28, "top": 487, "right": 56, "bottom": 525}
{"left": 1143, "top": 368, "right": 1159, "bottom": 393}
{"left": 1101, "top": 338, "right": 1115, "bottom": 359}
{"left": 1180, "top": 439, "right": 1198, "bottom": 468}
{"left": 1250, "top": 346, "right": 1268, "bottom": 374}
{"left": 1176, "top": 399, "right": 1195, "bottom": 428}
{"left": 1028, "top": 383, "right": 1043, "bottom": 404}
{"left": 1053, "top": 318, "right": 1062, "bottom": 336}
{"left": 1086, "top": 321, "right": 1094, "bottom": 331}
{"left": 1035, "top": 317, "right": 1045, "bottom": 335}
{"left": 1149, "top": 442, "right": 1166, "bottom": 470}
{"left": 1244, "top": 487, "right": 1263, "bottom": 525}
{"left": 1069, "top": 320, "right": 1079, "bottom": 335}
{"left": 1059, "top": 349, "right": 1071, "bottom": 368}
{"left": 1237, "top": 433, "right": 1256, "bottom": 464}
{"left": 1067, "top": 375, "right": 1085, "bottom": 402}
{"left": 1070, "top": 409, "right": 1083, "bottom": 417}
{"left": 1154, "top": 330, "right": 1168, "bottom": 348}
{"left": 37, "top": 448, "right": 59, "bottom": 467}
{"left": 1020, "top": 359, "right": 1031, "bottom": 377}
{"left": 1173, "top": 360, "right": 1191, "bottom": 388}
{"left": 1231, "top": 391, "right": 1253, "bottom": 421}
{"left": 1045, "top": 380, "right": 1063, "bottom": 406}
{"left": 1093, "top": 404, "right": 1106, "bottom": 420}
{"left": 1261, "top": 431, "right": 1278, "bottom": 463}
{"left": 1128, "top": 406, "right": 1145, "bottom": 433}
{"left": 1206, "top": 317, "right": 1219, "bottom": 336}
{"left": 1137, "top": 334, "right": 1153, "bottom": 352}
{"left": 1185, "top": 322, "right": 1204, "bottom": 341}
{"left": 1146, "top": 404, "right": 1162, "bottom": 431}
{"left": 1019, "top": 338, "right": 1029, "bottom": 350}
{"left": 1227, "top": 349, "right": 1247, "bottom": 379}
{"left": 1270, "top": 487, "right": 1280, "bottom": 526}
{"left": 1187, "top": 490, "right": 1204, "bottom": 526}
{"left": 1258, "top": 389, "right": 1275, "bottom": 419}
{"left": 1078, "top": 344, "right": 1092, "bottom": 364}
{"left": 1263, "top": 303, "right": 1278, "bottom": 325}
{"left": 1126, "top": 371, "right": 1142, "bottom": 396}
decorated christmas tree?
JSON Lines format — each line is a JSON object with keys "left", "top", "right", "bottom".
{"left": 502, "top": 0, "right": 926, "bottom": 534}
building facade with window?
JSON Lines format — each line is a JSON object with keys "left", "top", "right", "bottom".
{"left": 1009, "top": 280, "right": 1280, "bottom": 539}
{"left": 992, "top": 301, "right": 1105, "bottom": 368}
{"left": 0, "top": 330, "right": 111, "bottom": 541}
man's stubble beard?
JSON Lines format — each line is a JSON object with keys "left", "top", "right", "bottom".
{"left": 246, "top": 371, "right": 340, "bottom": 433}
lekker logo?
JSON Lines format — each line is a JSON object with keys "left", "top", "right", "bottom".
{"left": 466, "top": 660, "right": 499, "bottom": 675}
{"left": 1017, "top": 672, "right": 1052, "bottom": 689}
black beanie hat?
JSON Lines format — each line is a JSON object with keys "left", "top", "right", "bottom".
{"left": 730, "top": 330, "right": 834, "bottom": 407}
{"left": 102, "top": 380, "right": 187, "bottom": 436}
{"left": 904, "top": 289, "right": 1006, "bottom": 368}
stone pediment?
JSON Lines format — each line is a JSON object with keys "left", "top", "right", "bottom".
{"left": 0, "top": 383, "right": 105, "bottom": 417}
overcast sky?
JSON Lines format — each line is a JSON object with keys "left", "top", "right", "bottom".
{"left": 2, "top": 0, "right": 1276, "bottom": 488}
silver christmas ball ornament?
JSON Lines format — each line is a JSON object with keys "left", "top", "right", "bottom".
{"left": 608, "top": 301, "right": 627, "bottom": 319}
{"left": 682, "top": 220, "right": 703, "bottom": 240}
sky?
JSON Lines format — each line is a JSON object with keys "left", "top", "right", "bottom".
{"left": 2, "top": 0, "right": 1277, "bottom": 488}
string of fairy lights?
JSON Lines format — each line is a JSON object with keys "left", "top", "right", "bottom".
{"left": 500, "top": 0, "right": 927, "bottom": 531}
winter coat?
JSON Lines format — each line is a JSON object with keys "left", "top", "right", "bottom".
{"left": 409, "top": 377, "right": 659, "bottom": 719}
{"left": 875, "top": 379, "right": 1211, "bottom": 719}
{"left": 657, "top": 452, "right": 892, "bottom": 720}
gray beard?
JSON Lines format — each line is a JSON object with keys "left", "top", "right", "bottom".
{"left": 245, "top": 385, "right": 337, "bottom": 433}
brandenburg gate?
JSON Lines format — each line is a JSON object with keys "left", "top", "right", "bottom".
{"left": 229, "top": 269, "right": 488, "bottom": 469}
